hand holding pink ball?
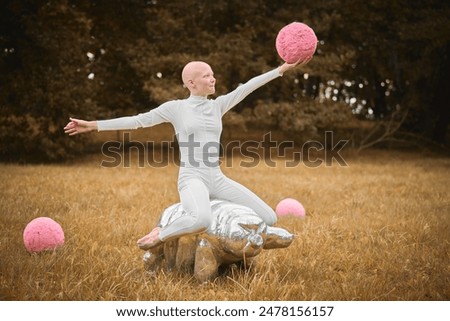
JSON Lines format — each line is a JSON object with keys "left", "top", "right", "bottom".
{"left": 276, "top": 22, "right": 318, "bottom": 64}
{"left": 276, "top": 198, "right": 306, "bottom": 218}
{"left": 23, "top": 217, "right": 65, "bottom": 253}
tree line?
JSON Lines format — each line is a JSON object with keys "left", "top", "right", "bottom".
{"left": 1, "top": 0, "right": 449, "bottom": 162}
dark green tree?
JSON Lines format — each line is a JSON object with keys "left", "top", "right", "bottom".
{"left": 1, "top": 0, "right": 449, "bottom": 162}
{"left": 0, "top": 0, "right": 98, "bottom": 161}
{"left": 316, "top": 0, "right": 450, "bottom": 146}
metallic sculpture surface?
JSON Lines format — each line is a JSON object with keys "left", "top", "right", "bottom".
{"left": 143, "top": 200, "right": 294, "bottom": 282}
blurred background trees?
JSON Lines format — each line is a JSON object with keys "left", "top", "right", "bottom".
{"left": 1, "top": 0, "right": 449, "bottom": 162}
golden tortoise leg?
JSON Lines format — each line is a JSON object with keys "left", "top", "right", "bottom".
{"left": 176, "top": 235, "right": 198, "bottom": 273}
{"left": 163, "top": 239, "right": 178, "bottom": 271}
{"left": 194, "top": 238, "right": 219, "bottom": 283}
{"left": 143, "top": 245, "right": 164, "bottom": 272}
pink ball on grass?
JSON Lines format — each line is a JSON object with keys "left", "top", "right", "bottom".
{"left": 276, "top": 22, "right": 318, "bottom": 64}
{"left": 23, "top": 217, "right": 64, "bottom": 253}
{"left": 276, "top": 198, "right": 306, "bottom": 217}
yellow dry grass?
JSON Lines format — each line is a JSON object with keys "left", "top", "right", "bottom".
{"left": 1, "top": 149, "right": 449, "bottom": 301}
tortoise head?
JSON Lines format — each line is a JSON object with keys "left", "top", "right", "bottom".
{"left": 263, "top": 226, "right": 295, "bottom": 249}
{"left": 221, "top": 219, "right": 267, "bottom": 258}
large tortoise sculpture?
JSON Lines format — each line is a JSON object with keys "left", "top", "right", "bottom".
{"left": 142, "top": 200, "right": 294, "bottom": 283}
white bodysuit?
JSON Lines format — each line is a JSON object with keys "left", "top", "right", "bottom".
{"left": 97, "top": 68, "right": 281, "bottom": 241}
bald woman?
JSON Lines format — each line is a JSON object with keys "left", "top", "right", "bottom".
{"left": 64, "top": 59, "right": 308, "bottom": 249}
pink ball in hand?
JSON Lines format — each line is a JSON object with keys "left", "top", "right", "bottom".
{"left": 276, "top": 22, "right": 318, "bottom": 64}
{"left": 276, "top": 198, "right": 306, "bottom": 217}
{"left": 23, "top": 217, "right": 65, "bottom": 253}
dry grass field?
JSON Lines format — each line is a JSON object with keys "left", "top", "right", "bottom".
{"left": 1, "top": 149, "right": 449, "bottom": 301}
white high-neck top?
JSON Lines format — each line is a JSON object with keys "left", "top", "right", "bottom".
{"left": 97, "top": 68, "right": 281, "bottom": 167}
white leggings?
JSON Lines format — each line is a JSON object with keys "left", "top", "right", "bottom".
{"left": 159, "top": 167, "right": 277, "bottom": 242}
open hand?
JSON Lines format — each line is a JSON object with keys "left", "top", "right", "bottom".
{"left": 64, "top": 117, "right": 96, "bottom": 136}
{"left": 279, "top": 56, "right": 313, "bottom": 75}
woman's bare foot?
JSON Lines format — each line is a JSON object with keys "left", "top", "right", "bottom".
{"left": 137, "top": 227, "right": 162, "bottom": 250}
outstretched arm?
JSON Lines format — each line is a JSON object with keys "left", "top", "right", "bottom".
{"left": 64, "top": 118, "right": 97, "bottom": 136}
{"left": 217, "top": 56, "right": 313, "bottom": 115}
{"left": 64, "top": 101, "right": 177, "bottom": 136}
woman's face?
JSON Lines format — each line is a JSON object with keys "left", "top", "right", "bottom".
{"left": 182, "top": 61, "right": 216, "bottom": 96}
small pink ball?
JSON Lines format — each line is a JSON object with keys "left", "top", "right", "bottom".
{"left": 276, "top": 22, "right": 318, "bottom": 64}
{"left": 276, "top": 198, "right": 306, "bottom": 217}
{"left": 23, "top": 217, "right": 65, "bottom": 253}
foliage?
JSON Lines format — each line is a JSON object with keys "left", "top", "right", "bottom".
{"left": 0, "top": 1, "right": 97, "bottom": 161}
{"left": 245, "top": 98, "right": 352, "bottom": 143}
{"left": 324, "top": 0, "right": 450, "bottom": 146}
{"left": 1, "top": 0, "right": 449, "bottom": 161}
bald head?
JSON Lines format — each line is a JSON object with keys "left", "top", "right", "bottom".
{"left": 181, "top": 61, "right": 216, "bottom": 96}
{"left": 182, "top": 61, "right": 211, "bottom": 85}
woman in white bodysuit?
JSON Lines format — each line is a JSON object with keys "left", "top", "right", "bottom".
{"left": 64, "top": 59, "right": 309, "bottom": 249}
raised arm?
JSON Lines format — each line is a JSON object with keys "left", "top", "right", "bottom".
{"left": 217, "top": 58, "right": 311, "bottom": 115}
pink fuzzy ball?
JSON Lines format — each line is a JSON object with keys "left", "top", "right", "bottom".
{"left": 276, "top": 22, "right": 318, "bottom": 64}
{"left": 23, "top": 217, "right": 64, "bottom": 253}
{"left": 276, "top": 198, "right": 306, "bottom": 217}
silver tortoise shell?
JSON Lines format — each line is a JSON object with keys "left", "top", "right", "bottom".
{"left": 143, "top": 199, "right": 294, "bottom": 283}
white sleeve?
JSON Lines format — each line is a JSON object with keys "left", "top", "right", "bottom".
{"left": 216, "top": 68, "right": 281, "bottom": 115}
{"left": 96, "top": 101, "right": 176, "bottom": 131}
